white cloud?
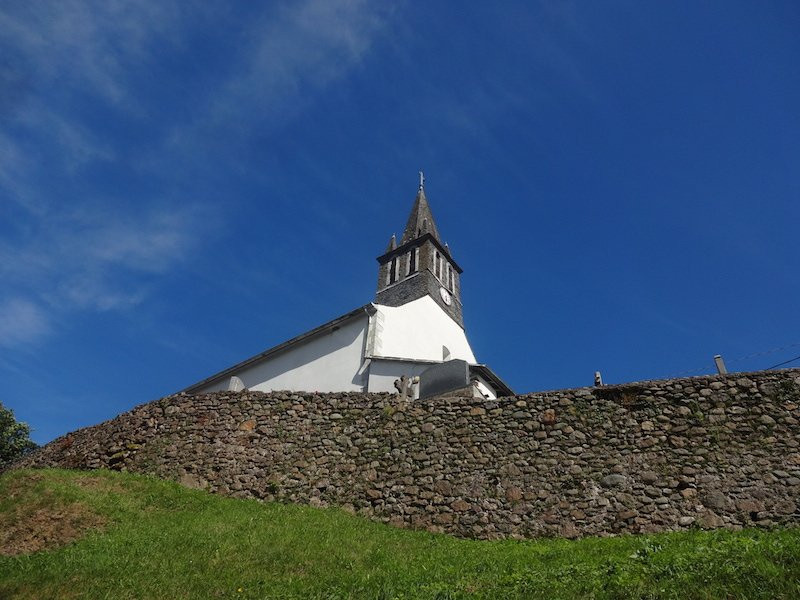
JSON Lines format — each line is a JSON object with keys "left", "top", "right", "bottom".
{"left": 0, "top": 0, "right": 394, "bottom": 348}
{"left": 2, "top": 0, "right": 393, "bottom": 180}
{"left": 58, "top": 277, "right": 147, "bottom": 312}
{"left": 62, "top": 209, "right": 197, "bottom": 273}
{"left": 239, "top": 0, "right": 386, "bottom": 100}
{"left": 173, "top": 0, "right": 392, "bottom": 145}
{"left": 0, "top": 298, "right": 50, "bottom": 347}
{"left": 0, "top": 205, "right": 203, "bottom": 309}
{"left": 0, "top": 1, "right": 214, "bottom": 346}
{"left": 0, "top": 0, "right": 187, "bottom": 106}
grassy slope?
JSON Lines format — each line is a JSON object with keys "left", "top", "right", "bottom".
{"left": 0, "top": 469, "right": 799, "bottom": 599}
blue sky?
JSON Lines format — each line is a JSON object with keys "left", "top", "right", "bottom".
{"left": 1, "top": 1, "right": 799, "bottom": 444}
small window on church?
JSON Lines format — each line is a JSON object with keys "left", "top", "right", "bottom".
{"left": 389, "top": 257, "right": 398, "bottom": 284}
{"left": 446, "top": 263, "right": 451, "bottom": 289}
{"left": 434, "top": 251, "right": 440, "bottom": 278}
{"left": 408, "top": 247, "right": 418, "bottom": 274}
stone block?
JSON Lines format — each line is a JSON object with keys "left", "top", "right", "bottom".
{"left": 451, "top": 499, "right": 471, "bottom": 512}
{"left": 601, "top": 474, "right": 626, "bottom": 488}
{"left": 505, "top": 487, "right": 523, "bottom": 502}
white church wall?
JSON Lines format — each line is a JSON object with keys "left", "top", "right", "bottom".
{"left": 371, "top": 296, "right": 477, "bottom": 363}
{"left": 193, "top": 314, "right": 369, "bottom": 394}
{"left": 471, "top": 375, "right": 497, "bottom": 400}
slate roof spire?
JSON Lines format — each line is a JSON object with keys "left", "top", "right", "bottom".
{"left": 400, "top": 171, "right": 441, "bottom": 244}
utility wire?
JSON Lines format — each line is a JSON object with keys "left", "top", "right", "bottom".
{"left": 727, "top": 341, "right": 800, "bottom": 365}
{"left": 663, "top": 340, "right": 800, "bottom": 379}
{"left": 665, "top": 366, "right": 709, "bottom": 378}
{"left": 766, "top": 354, "right": 800, "bottom": 370}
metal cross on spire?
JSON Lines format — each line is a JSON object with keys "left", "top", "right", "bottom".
{"left": 418, "top": 170, "right": 425, "bottom": 192}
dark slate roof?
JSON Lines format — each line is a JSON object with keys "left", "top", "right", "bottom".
{"left": 470, "top": 364, "right": 515, "bottom": 397}
{"left": 400, "top": 188, "right": 441, "bottom": 245}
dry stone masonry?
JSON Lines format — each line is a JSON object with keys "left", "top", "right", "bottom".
{"left": 17, "top": 369, "right": 800, "bottom": 539}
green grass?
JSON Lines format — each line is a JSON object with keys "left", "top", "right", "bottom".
{"left": 1, "top": 469, "right": 799, "bottom": 599}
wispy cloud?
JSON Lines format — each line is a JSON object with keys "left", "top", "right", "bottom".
{"left": 0, "top": 0, "right": 187, "bottom": 107}
{"left": 226, "top": 0, "right": 387, "bottom": 112}
{"left": 0, "top": 0, "right": 394, "bottom": 348}
{"left": 168, "top": 0, "right": 393, "bottom": 151}
{"left": 416, "top": 2, "right": 594, "bottom": 143}
{"left": 0, "top": 298, "right": 50, "bottom": 347}
{"left": 0, "top": 204, "right": 204, "bottom": 312}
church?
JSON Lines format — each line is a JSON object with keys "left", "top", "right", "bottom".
{"left": 182, "top": 176, "right": 512, "bottom": 399}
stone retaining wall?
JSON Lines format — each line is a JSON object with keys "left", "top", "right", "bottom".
{"left": 17, "top": 369, "right": 800, "bottom": 539}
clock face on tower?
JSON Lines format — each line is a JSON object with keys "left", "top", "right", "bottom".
{"left": 439, "top": 286, "right": 452, "bottom": 306}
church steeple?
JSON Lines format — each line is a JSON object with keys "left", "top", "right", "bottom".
{"left": 374, "top": 175, "right": 464, "bottom": 327}
{"left": 399, "top": 189, "right": 442, "bottom": 245}
{"left": 400, "top": 172, "right": 441, "bottom": 244}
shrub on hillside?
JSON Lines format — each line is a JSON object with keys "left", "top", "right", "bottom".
{"left": 0, "top": 402, "right": 37, "bottom": 470}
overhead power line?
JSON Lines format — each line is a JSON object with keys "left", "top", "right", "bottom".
{"left": 727, "top": 341, "right": 800, "bottom": 365}
{"left": 663, "top": 340, "right": 800, "bottom": 380}
{"left": 766, "top": 354, "right": 800, "bottom": 370}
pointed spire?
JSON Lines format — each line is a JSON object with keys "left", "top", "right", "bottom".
{"left": 400, "top": 173, "right": 441, "bottom": 245}
{"left": 385, "top": 233, "right": 397, "bottom": 252}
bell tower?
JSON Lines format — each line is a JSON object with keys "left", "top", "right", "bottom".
{"left": 375, "top": 174, "right": 464, "bottom": 327}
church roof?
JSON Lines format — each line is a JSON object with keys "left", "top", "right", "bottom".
{"left": 470, "top": 364, "right": 515, "bottom": 397}
{"left": 400, "top": 187, "right": 441, "bottom": 245}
